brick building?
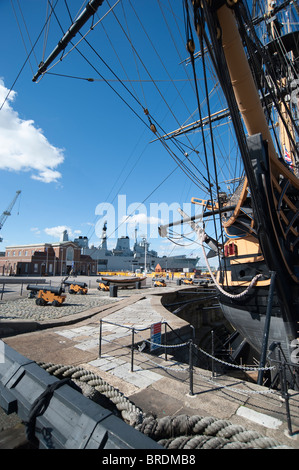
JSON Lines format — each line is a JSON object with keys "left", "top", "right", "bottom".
{"left": 0, "top": 241, "right": 97, "bottom": 276}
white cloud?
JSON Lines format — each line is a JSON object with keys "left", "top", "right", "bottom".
{"left": 0, "top": 79, "right": 64, "bottom": 183}
{"left": 30, "top": 227, "right": 41, "bottom": 235}
{"left": 44, "top": 225, "right": 73, "bottom": 240}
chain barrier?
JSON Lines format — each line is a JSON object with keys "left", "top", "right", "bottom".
{"left": 137, "top": 335, "right": 189, "bottom": 349}
{"left": 194, "top": 343, "right": 276, "bottom": 372}
{"left": 137, "top": 346, "right": 189, "bottom": 372}
{"left": 135, "top": 342, "right": 275, "bottom": 395}
{"left": 194, "top": 369, "right": 275, "bottom": 395}
{"left": 133, "top": 332, "right": 276, "bottom": 396}
{"left": 99, "top": 319, "right": 277, "bottom": 397}
{"left": 134, "top": 328, "right": 275, "bottom": 373}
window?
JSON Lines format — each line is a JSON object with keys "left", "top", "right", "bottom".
{"left": 13, "top": 251, "right": 15, "bottom": 256}
{"left": 18, "top": 251, "right": 21, "bottom": 256}
{"left": 66, "top": 246, "right": 74, "bottom": 261}
{"left": 25, "top": 250, "right": 28, "bottom": 256}
{"left": 25, "top": 263, "right": 28, "bottom": 273}
{"left": 34, "top": 263, "right": 38, "bottom": 273}
{"left": 7, "top": 251, "right": 9, "bottom": 256}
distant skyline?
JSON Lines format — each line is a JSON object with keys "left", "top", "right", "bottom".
{"left": 0, "top": 1, "right": 212, "bottom": 263}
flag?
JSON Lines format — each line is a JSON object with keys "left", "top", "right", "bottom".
{"left": 284, "top": 145, "right": 293, "bottom": 168}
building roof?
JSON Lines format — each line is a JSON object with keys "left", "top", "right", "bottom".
{"left": 5, "top": 241, "right": 79, "bottom": 249}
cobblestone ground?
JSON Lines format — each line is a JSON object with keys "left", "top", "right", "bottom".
{"left": 0, "top": 289, "right": 119, "bottom": 321}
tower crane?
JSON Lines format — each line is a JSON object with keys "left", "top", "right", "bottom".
{"left": 0, "top": 190, "right": 21, "bottom": 242}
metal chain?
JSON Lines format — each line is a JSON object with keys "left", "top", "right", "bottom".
{"left": 194, "top": 343, "right": 276, "bottom": 371}
{"left": 135, "top": 329, "right": 275, "bottom": 372}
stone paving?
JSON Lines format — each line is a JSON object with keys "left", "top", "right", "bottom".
{"left": 0, "top": 290, "right": 119, "bottom": 321}
{"left": 55, "top": 297, "right": 166, "bottom": 389}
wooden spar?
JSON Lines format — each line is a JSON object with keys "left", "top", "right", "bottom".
{"left": 32, "top": 0, "right": 104, "bottom": 82}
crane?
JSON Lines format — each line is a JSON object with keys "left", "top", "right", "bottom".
{"left": 0, "top": 190, "right": 21, "bottom": 242}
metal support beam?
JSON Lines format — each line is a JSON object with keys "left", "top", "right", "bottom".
{"left": 257, "top": 271, "right": 276, "bottom": 385}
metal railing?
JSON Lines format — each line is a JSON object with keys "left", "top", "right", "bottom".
{"left": 267, "top": 342, "right": 299, "bottom": 436}
{"left": 99, "top": 320, "right": 299, "bottom": 433}
{"left": 99, "top": 318, "right": 196, "bottom": 395}
{"left": 0, "top": 279, "right": 48, "bottom": 300}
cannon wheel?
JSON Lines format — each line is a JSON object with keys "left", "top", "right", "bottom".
{"left": 68, "top": 288, "right": 75, "bottom": 294}
{"left": 52, "top": 300, "right": 60, "bottom": 307}
{"left": 36, "top": 298, "right": 46, "bottom": 306}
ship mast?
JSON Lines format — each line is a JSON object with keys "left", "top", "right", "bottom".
{"left": 265, "top": 0, "right": 298, "bottom": 172}
{"left": 216, "top": 3, "right": 299, "bottom": 187}
{"left": 217, "top": 4, "right": 277, "bottom": 159}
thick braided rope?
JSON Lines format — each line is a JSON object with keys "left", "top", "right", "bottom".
{"left": 38, "top": 362, "right": 144, "bottom": 425}
{"left": 159, "top": 435, "right": 251, "bottom": 449}
{"left": 135, "top": 414, "right": 289, "bottom": 449}
{"left": 38, "top": 362, "right": 290, "bottom": 449}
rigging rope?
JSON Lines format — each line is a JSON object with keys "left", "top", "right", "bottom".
{"left": 200, "top": 231, "right": 263, "bottom": 299}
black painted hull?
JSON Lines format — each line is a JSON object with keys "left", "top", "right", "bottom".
{"left": 218, "top": 283, "right": 297, "bottom": 380}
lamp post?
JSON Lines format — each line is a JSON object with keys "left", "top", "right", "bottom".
{"left": 60, "top": 248, "right": 63, "bottom": 276}
{"left": 46, "top": 245, "right": 48, "bottom": 275}
{"left": 143, "top": 237, "right": 147, "bottom": 275}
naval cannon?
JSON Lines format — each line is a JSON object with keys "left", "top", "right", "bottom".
{"left": 27, "top": 284, "right": 66, "bottom": 306}
{"left": 63, "top": 279, "right": 88, "bottom": 294}
{"left": 96, "top": 279, "right": 110, "bottom": 291}
{"left": 153, "top": 278, "right": 166, "bottom": 287}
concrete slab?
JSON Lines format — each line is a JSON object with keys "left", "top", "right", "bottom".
{"left": 236, "top": 406, "right": 283, "bottom": 429}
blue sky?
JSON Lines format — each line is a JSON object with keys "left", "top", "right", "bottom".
{"left": 0, "top": 0, "right": 232, "bottom": 262}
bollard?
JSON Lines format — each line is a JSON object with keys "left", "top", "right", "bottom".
{"left": 109, "top": 285, "right": 118, "bottom": 297}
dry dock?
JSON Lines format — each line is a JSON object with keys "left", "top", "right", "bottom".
{"left": 0, "top": 276, "right": 298, "bottom": 449}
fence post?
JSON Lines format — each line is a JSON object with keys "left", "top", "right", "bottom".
{"left": 211, "top": 330, "right": 215, "bottom": 378}
{"left": 282, "top": 360, "right": 293, "bottom": 436}
{"left": 278, "top": 347, "right": 293, "bottom": 436}
{"left": 99, "top": 320, "right": 102, "bottom": 358}
{"left": 1, "top": 283, "right": 4, "bottom": 300}
{"left": 131, "top": 328, "right": 135, "bottom": 372}
{"left": 258, "top": 271, "right": 276, "bottom": 385}
{"left": 164, "top": 322, "right": 167, "bottom": 361}
{"left": 189, "top": 339, "right": 194, "bottom": 396}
